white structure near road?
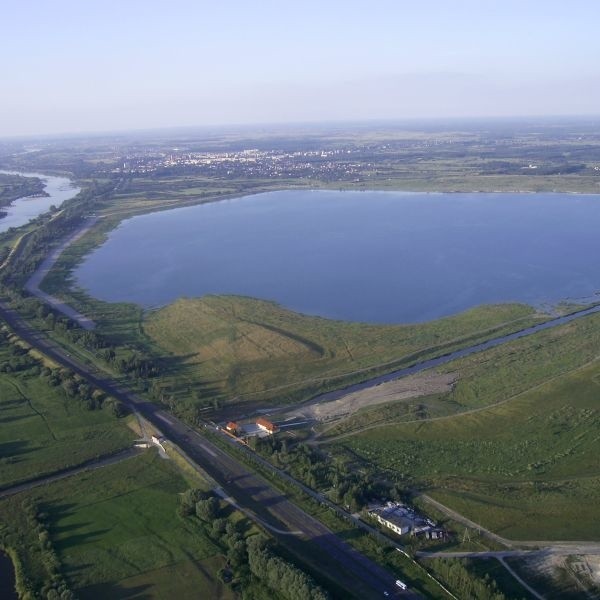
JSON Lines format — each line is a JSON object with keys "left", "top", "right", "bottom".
{"left": 369, "top": 502, "right": 445, "bottom": 539}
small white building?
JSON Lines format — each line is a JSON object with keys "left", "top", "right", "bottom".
{"left": 377, "top": 512, "right": 412, "bottom": 535}
{"left": 151, "top": 435, "right": 167, "bottom": 452}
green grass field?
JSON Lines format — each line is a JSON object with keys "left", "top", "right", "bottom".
{"left": 44, "top": 453, "right": 232, "bottom": 598}
{"left": 0, "top": 324, "right": 234, "bottom": 598}
{"left": 0, "top": 452, "right": 235, "bottom": 599}
{"left": 332, "top": 312, "right": 600, "bottom": 540}
{"left": 0, "top": 350, "right": 133, "bottom": 489}
{"left": 142, "top": 295, "right": 542, "bottom": 409}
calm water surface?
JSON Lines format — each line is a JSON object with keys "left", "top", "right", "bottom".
{"left": 0, "top": 551, "right": 17, "bottom": 600}
{"left": 74, "top": 190, "right": 600, "bottom": 323}
{"left": 0, "top": 170, "right": 80, "bottom": 233}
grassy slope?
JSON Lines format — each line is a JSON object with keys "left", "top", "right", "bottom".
{"left": 143, "top": 295, "right": 541, "bottom": 408}
{"left": 333, "top": 312, "right": 600, "bottom": 540}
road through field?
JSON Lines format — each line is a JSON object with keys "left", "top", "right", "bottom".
{"left": 0, "top": 299, "right": 414, "bottom": 600}
{"left": 0, "top": 447, "right": 143, "bottom": 499}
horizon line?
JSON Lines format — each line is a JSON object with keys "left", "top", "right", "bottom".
{"left": 2, "top": 113, "right": 600, "bottom": 143}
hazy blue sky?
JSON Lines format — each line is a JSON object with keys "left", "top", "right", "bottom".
{"left": 2, "top": 0, "right": 599, "bottom": 136}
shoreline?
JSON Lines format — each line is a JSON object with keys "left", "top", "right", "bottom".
{"left": 0, "top": 170, "right": 79, "bottom": 234}
{"left": 16, "top": 178, "right": 600, "bottom": 343}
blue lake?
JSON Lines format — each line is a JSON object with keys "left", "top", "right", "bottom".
{"left": 73, "top": 190, "right": 600, "bottom": 323}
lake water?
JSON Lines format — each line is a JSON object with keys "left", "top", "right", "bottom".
{"left": 0, "top": 170, "right": 80, "bottom": 233}
{"left": 73, "top": 190, "right": 600, "bottom": 323}
{"left": 0, "top": 551, "right": 17, "bottom": 600}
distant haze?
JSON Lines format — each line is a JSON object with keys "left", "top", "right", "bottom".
{"left": 2, "top": 0, "right": 600, "bottom": 137}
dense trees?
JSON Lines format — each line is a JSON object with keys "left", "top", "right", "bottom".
{"left": 19, "top": 500, "right": 75, "bottom": 600}
{"left": 177, "top": 488, "right": 329, "bottom": 599}
{"left": 429, "top": 559, "right": 520, "bottom": 600}
{"left": 253, "top": 436, "right": 401, "bottom": 511}
{"left": 0, "top": 324, "right": 127, "bottom": 416}
{"left": 195, "top": 496, "right": 220, "bottom": 521}
{"left": 0, "top": 173, "right": 47, "bottom": 209}
{"left": 246, "top": 535, "right": 329, "bottom": 600}
{"left": 3, "top": 293, "right": 161, "bottom": 391}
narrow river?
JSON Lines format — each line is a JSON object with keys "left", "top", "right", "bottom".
{"left": 309, "top": 302, "right": 600, "bottom": 405}
{"left": 0, "top": 170, "right": 80, "bottom": 233}
{"left": 0, "top": 551, "right": 18, "bottom": 600}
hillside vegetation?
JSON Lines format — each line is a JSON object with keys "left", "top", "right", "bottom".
{"left": 143, "top": 295, "right": 541, "bottom": 409}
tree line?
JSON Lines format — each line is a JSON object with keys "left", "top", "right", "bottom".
{"left": 0, "top": 324, "right": 127, "bottom": 417}
{"left": 429, "top": 558, "right": 523, "bottom": 600}
{"left": 0, "top": 180, "right": 114, "bottom": 287}
{"left": 252, "top": 435, "right": 407, "bottom": 512}
{"left": 178, "top": 488, "right": 330, "bottom": 600}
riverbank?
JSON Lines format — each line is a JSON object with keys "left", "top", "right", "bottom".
{"left": 14, "top": 178, "right": 600, "bottom": 416}
{"left": 0, "top": 172, "right": 47, "bottom": 210}
{"left": 0, "top": 170, "right": 80, "bottom": 234}
{"left": 17, "top": 184, "right": 598, "bottom": 416}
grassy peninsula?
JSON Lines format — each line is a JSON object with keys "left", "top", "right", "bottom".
{"left": 142, "top": 295, "right": 544, "bottom": 412}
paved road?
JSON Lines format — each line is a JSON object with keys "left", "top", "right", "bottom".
{"left": 144, "top": 408, "right": 415, "bottom": 599}
{"left": 0, "top": 300, "right": 414, "bottom": 600}
{"left": 24, "top": 217, "right": 99, "bottom": 330}
{"left": 0, "top": 447, "right": 143, "bottom": 499}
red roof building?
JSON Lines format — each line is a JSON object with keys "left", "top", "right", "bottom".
{"left": 226, "top": 421, "right": 239, "bottom": 433}
{"left": 256, "top": 417, "right": 278, "bottom": 434}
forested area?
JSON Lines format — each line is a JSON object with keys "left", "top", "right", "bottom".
{"left": 428, "top": 558, "right": 524, "bottom": 600}
{"left": 0, "top": 174, "right": 47, "bottom": 210}
{"left": 178, "top": 488, "right": 329, "bottom": 600}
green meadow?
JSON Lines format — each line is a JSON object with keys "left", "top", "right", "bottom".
{"left": 332, "top": 313, "right": 600, "bottom": 540}
{"left": 0, "top": 452, "right": 235, "bottom": 599}
{"left": 0, "top": 339, "right": 133, "bottom": 489}
{"left": 141, "top": 296, "right": 541, "bottom": 409}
